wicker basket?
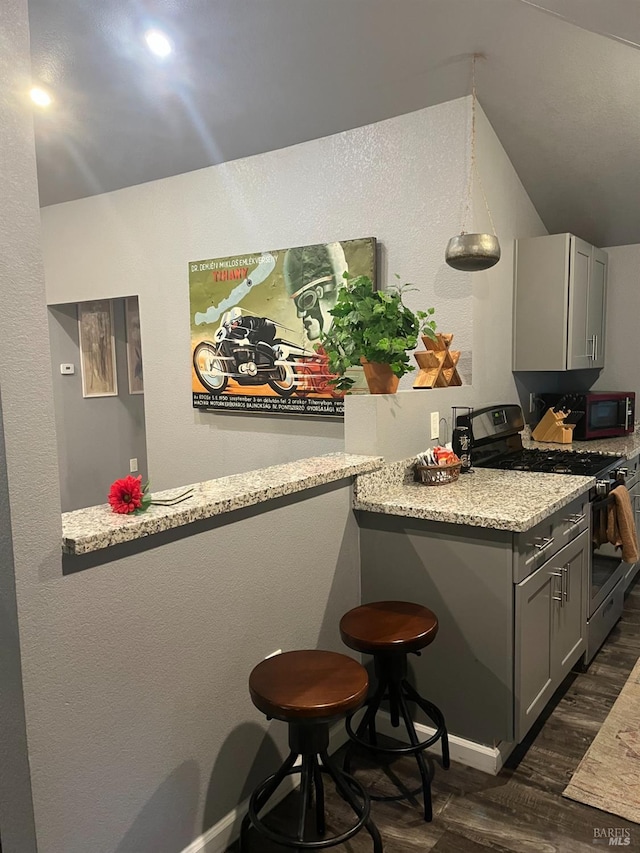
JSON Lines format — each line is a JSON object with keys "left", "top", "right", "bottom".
{"left": 413, "top": 461, "right": 462, "bottom": 486}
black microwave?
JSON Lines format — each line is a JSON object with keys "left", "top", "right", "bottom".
{"left": 540, "top": 392, "right": 635, "bottom": 440}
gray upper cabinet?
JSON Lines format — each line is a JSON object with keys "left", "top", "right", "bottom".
{"left": 513, "top": 234, "right": 607, "bottom": 371}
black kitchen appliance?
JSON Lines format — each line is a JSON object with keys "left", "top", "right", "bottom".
{"left": 468, "top": 403, "right": 630, "bottom": 663}
{"left": 539, "top": 391, "right": 635, "bottom": 440}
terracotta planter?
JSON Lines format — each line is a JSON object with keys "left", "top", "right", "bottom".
{"left": 360, "top": 358, "right": 400, "bottom": 394}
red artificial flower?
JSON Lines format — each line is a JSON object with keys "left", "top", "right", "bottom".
{"left": 108, "top": 475, "right": 144, "bottom": 514}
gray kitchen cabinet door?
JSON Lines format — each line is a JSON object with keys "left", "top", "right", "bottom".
{"left": 515, "top": 562, "right": 556, "bottom": 742}
{"left": 550, "top": 530, "right": 587, "bottom": 682}
{"left": 588, "top": 248, "right": 607, "bottom": 369}
{"left": 515, "top": 530, "right": 588, "bottom": 741}
{"left": 514, "top": 234, "right": 608, "bottom": 371}
{"left": 567, "top": 237, "right": 592, "bottom": 370}
{"left": 513, "top": 233, "right": 570, "bottom": 371}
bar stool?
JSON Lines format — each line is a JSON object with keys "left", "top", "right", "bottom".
{"left": 339, "top": 601, "right": 450, "bottom": 822}
{"left": 240, "top": 649, "right": 383, "bottom": 852}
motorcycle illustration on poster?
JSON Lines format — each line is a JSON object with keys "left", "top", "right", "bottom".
{"left": 189, "top": 237, "right": 376, "bottom": 416}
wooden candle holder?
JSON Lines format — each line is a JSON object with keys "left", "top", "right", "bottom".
{"left": 413, "top": 333, "right": 462, "bottom": 389}
{"left": 531, "top": 408, "right": 575, "bottom": 444}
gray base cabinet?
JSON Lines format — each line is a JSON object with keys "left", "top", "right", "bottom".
{"left": 357, "top": 494, "right": 590, "bottom": 749}
{"left": 513, "top": 233, "right": 607, "bottom": 371}
{"left": 515, "top": 530, "right": 587, "bottom": 741}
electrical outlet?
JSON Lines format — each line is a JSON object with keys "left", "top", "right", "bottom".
{"left": 129, "top": 458, "right": 138, "bottom": 473}
{"left": 265, "top": 649, "right": 282, "bottom": 659}
{"left": 430, "top": 411, "right": 440, "bottom": 440}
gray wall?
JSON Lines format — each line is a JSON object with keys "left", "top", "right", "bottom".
{"left": 40, "top": 98, "right": 475, "bottom": 490}
{"left": 35, "top": 484, "right": 360, "bottom": 853}
{"left": 48, "top": 299, "right": 148, "bottom": 511}
{"left": 593, "top": 243, "right": 640, "bottom": 398}
{"left": 0, "top": 0, "right": 62, "bottom": 850}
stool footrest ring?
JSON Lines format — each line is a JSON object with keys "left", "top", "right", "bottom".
{"left": 246, "top": 752, "right": 376, "bottom": 851}
{"left": 346, "top": 687, "right": 447, "bottom": 758}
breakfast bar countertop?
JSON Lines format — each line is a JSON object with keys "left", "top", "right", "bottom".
{"left": 354, "top": 458, "right": 594, "bottom": 532}
{"left": 62, "top": 452, "right": 384, "bottom": 555}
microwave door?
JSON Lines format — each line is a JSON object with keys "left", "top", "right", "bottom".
{"left": 588, "top": 399, "right": 621, "bottom": 432}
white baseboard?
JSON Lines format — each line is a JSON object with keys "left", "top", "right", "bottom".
{"left": 181, "top": 724, "right": 349, "bottom": 853}
{"left": 374, "top": 711, "right": 514, "bottom": 776}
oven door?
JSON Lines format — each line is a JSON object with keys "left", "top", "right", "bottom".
{"left": 591, "top": 490, "right": 628, "bottom": 615}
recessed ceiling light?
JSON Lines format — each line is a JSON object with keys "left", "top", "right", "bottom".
{"left": 144, "top": 29, "right": 173, "bottom": 58}
{"left": 30, "top": 86, "right": 52, "bottom": 107}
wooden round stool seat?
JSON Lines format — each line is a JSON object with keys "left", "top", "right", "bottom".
{"left": 249, "top": 649, "right": 369, "bottom": 722}
{"left": 340, "top": 601, "right": 439, "bottom": 655}
{"left": 241, "top": 649, "right": 383, "bottom": 852}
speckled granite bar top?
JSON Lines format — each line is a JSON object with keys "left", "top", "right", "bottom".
{"left": 522, "top": 425, "right": 640, "bottom": 459}
{"left": 62, "top": 453, "right": 383, "bottom": 555}
{"left": 354, "top": 459, "right": 593, "bottom": 532}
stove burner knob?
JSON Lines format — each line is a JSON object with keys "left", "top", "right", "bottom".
{"left": 616, "top": 468, "right": 628, "bottom": 482}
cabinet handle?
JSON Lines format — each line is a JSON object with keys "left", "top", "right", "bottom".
{"left": 578, "top": 335, "right": 595, "bottom": 360}
{"left": 563, "top": 565, "right": 569, "bottom": 601}
{"left": 565, "top": 512, "right": 586, "bottom": 528}
{"left": 592, "top": 335, "right": 596, "bottom": 360}
{"left": 549, "top": 569, "right": 563, "bottom": 605}
{"left": 533, "top": 536, "right": 555, "bottom": 553}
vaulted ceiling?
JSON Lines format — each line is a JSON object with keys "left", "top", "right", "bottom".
{"left": 28, "top": 0, "right": 640, "bottom": 247}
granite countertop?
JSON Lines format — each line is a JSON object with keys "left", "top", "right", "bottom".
{"left": 62, "top": 453, "right": 383, "bottom": 555}
{"left": 522, "top": 425, "right": 640, "bottom": 459}
{"left": 354, "top": 458, "right": 593, "bottom": 532}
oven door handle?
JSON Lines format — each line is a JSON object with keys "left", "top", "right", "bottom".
{"left": 592, "top": 487, "right": 622, "bottom": 513}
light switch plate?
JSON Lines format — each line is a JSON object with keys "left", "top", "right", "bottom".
{"left": 430, "top": 411, "right": 440, "bottom": 440}
{"left": 60, "top": 363, "right": 74, "bottom": 375}
{"left": 129, "top": 458, "right": 138, "bottom": 473}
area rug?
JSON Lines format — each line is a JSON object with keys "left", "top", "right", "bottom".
{"left": 563, "top": 656, "right": 640, "bottom": 823}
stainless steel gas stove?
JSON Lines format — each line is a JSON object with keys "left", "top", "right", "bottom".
{"left": 466, "top": 404, "right": 630, "bottom": 663}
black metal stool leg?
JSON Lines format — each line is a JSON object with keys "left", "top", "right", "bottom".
{"left": 397, "top": 686, "right": 432, "bottom": 821}
{"left": 344, "top": 676, "right": 387, "bottom": 776}
{"left": 320, "top": 750, "right": 383, "bottom": 853}
{"left": 403, "top": 679, "right": 451, "bottom": 768}
{"left": 313, "top": 757, "right": 326, "bottom": 836}
{"left": 297, "top": 755, "right": 313, "bottom": 842}
{"left": 240, "top": 750, "right": 298, "bottom": 850}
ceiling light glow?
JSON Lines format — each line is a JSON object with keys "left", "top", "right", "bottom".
{"left": 145, "top": 29, "right": 173, "bottom": 58}
{"left": 30, "top": 86, "right": 52, "bottom": 107}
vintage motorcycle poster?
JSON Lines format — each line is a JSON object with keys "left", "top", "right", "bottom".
{"left": 189, "top": 237, "right": 376, "bottom": 416}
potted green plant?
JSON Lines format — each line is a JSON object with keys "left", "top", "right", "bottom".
{"left": 319, "top": 273, "right": 437, "bottom": 394}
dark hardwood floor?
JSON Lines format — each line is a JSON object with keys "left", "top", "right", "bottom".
{"left": 232, "top": 579, "right": 640, "bottom": 852}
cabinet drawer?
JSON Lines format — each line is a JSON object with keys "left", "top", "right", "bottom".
{"left": 586, "top": 578, "right": 624, "bottom": 662}
{"left": 554, "top": 494, "right": 590, "bottom": 549}
{"left": 513, "top": 492, "right": 590, "bottom": 583}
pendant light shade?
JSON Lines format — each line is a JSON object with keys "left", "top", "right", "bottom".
{"left": 445, "top": 55, "right": 501, "bottom": 272}
{"left": 445, "top": 233, "right": 501, "bottom": 271}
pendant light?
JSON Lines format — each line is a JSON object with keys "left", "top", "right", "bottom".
{"left": 445, "top": 55, "right": 501, "bottom": 272}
